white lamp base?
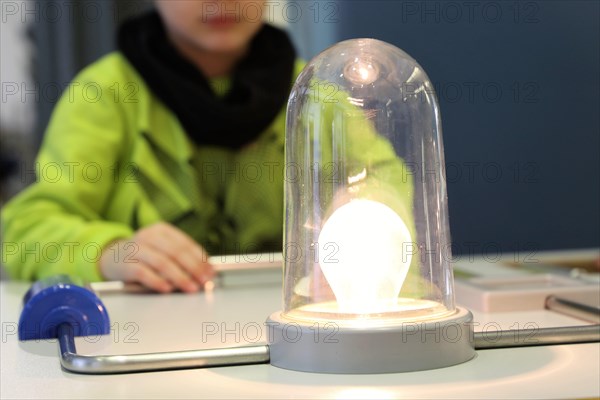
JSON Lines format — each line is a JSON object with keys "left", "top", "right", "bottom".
{"left": 267, "top": 307, "right": 475, "bottom": 373}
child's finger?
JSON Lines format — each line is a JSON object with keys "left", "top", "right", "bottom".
{"left": 135, "top": 243, "right": 199, "bottom": 293}
{"left": 139, "top": 223, "right": 215, "bottom": 285}
{"left": 123, "top": 260, "right": 173, "bottom": 293}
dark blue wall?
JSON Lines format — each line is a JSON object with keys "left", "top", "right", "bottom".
{"left": 336, "top": 1, "right": 599, "bottom": 254}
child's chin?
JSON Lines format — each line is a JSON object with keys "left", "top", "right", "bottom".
{"left": 201, "top": 34, "right": 252, "bottom": 54}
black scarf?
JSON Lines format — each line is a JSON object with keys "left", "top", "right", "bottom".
{"left": 118, "top": 11, "right": 296, "bottom": 149}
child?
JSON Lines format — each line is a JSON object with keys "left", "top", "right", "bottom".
{"left": 2, "top": 1, "right": 303, "bottom": 293}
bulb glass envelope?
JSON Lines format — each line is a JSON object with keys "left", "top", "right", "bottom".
{"left": 269, "top": 39, "right": 474, "bottom": 374}
{"left": 283, "top": 39, "right": 454, "bottom": 325}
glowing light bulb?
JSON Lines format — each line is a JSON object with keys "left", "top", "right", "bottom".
{"left": 318, "top": 199, "right": 412, "bottom": 314}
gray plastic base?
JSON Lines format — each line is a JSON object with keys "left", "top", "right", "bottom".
{"left": 267, "top": 307, "right": 475, "bottom": 373}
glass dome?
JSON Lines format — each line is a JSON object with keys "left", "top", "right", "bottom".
{"left": 283, "top": 38, "right": 454, "bottom": 326}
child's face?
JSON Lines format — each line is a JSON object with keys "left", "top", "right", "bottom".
{"left": 156, "top": 0, "right": 266, "bottom": 54}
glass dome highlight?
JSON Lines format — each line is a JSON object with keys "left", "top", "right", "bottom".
{"left": 268, "top": 39, "right": 474, "bottom": 374}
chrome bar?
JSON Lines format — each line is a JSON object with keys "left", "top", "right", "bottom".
{"left": 545, "top": 295, "right": 600, "bottom": 324}
{"left": 58, "top": 322, "right": 600, "bottom": 374}
{"left": 57, "top": 324, "right": 270, "bottom": 374}
{"left": 474, "top": 324, "right": 600, "bottom": 349}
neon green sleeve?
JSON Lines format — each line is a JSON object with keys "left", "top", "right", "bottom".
{"left": 1, "top": 59, "right": 135, "bottom": 282}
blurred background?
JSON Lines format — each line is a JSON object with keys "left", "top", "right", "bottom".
{"left": 1, "top": 0, "right": 598, "bottom": 257}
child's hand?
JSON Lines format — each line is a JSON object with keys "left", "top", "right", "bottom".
{"left": 99, "top": 222, "right": 215, "bottom": 293}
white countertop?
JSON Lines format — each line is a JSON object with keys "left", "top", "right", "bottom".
{"left": 1, "top": 255, "right": 599, "bottom": 399}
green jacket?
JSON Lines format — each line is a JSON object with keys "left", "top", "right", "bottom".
{"left": 2, "top": 53, "right": 305, "bottom": 282}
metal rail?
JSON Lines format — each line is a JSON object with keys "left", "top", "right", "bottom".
{"left": 57, "top": 324, "right": 270, "bottom": 374}
{"left": 473, "top": 324, "right": 600, "bottom": 349}
{"left": 545, "top": 295, "right": 600, "bottom": 324}
{"left": 58, "top": 323, "right": 600, "bottom": 374}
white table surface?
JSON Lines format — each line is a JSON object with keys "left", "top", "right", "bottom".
{"left": 1, "top": 256, "right": 599, "bottom": 399}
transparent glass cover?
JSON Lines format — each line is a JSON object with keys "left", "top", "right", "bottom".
{"left": 283, "top": 39, "right": 455, "bottom": 326}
